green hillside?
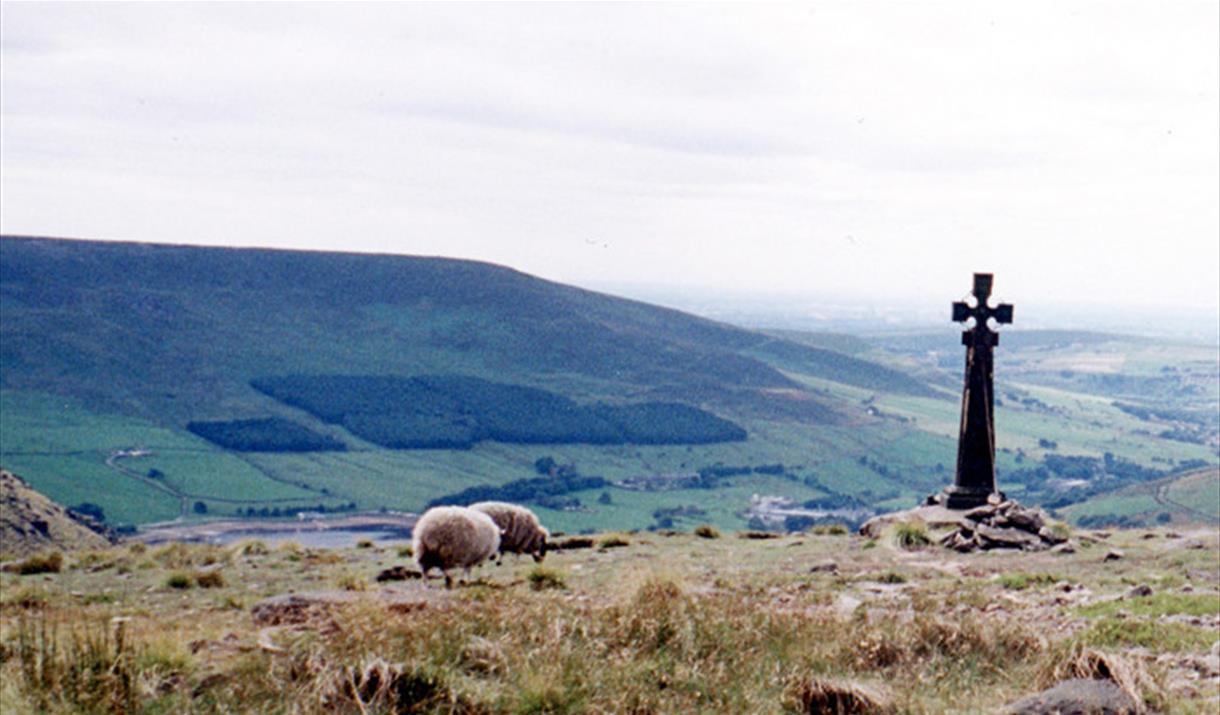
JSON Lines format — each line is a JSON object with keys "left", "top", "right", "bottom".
{"left": 1, "top": 236, "right": 1215, "bottom": 530}
{"left": 1059, "top": 467, "right": 1220, "bottom": 528}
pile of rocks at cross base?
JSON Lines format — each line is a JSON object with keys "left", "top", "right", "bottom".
{"left": 924, "top": 492, "right": 1069, "bottom": 552}
{"left": 859, "top": 492, "right": 1072, "bottom": 553}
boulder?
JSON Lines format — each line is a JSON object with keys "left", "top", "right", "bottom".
{"left": 375, "top": 566, "right": 423, "bottom": 582}
{"left": 975, "top": 523, "right": 1043, "bottom": 550}
{"left": 858, "top": 505, "right": 971, "bottom": 538}
{"left": 1037, "top": 525, "right": 1067, "bottom": 545}
{"left": 1002, "top": 678, "right": 1139, "bottom": 715}
{"left": 964, "top": 504, "right": 998, "bottom": 522}
{"left": 1125, "top": 584, "right": 1152, "bottom": 598}
{"left": 1006, "top": 509, "right": 1045, "bottom": 532}
{"left": 251, "top": 592, "right": 358, "bottom": 626}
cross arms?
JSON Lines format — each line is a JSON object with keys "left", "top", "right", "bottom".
{"left": 951, "top": 296, "right": 1010, "bottom": 324}
{"left": 952, "top": 299, "right": 1014, "bottom": 326}
{"left": 952, "top": 272, "right": 1013, "bottom": 328}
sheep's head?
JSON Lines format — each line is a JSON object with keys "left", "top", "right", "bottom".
{"left": 532, "top": 539, "right": 548, "bottom": 563}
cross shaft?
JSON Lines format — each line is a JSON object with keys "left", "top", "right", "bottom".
{"left": 945, "top": 272, "right": 1014, "bottom": 509}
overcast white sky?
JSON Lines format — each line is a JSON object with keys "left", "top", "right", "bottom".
{"left": 2, "top": 2, "right": 1217, "bottom": 314}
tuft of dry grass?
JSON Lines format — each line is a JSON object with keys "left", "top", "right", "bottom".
{"left": 891, "top": 521, "right": 931, "bottom": 550}
{"left": 152, "top": 542, "right": 228, "bottom": 569}
{"left": 5, "top": 551, "right": 63, "bottom": 575}
{"left": 274, "top": 540, "right": 304, "bottom": 562}
{"left": 0, "top": 584, "right": 50, "bottom": 609}
{"left": 786, "top": 676, "right": 893, "bottom": 714}
{"left": 997, "top": 572, "right": 1060, "bottom": 590}
{"left": 228, "top": 539, "right": 269, "bottom": 558}
{"left": 194, "top": 568, "right": 226, "bottom": 588}
{"left": 526, "top": 566, "right": 567, "bottom": 591}
{"left": 164, "top": 572, "right": 193, "bottom": 589}
{"left": 7, "top": 616, "right": 141, "bottom": 713}
{"left": 335, "top": 571, "right": 368, "bottom": 592}
{"left": 811, "top": 523, "right": 850, "bottom": 536}
{"left": 321, "top": 658, "right": 478, "bottom": 713}
{"left": 598, "top": 534, "right": 630, "bottom": 549}
{"left": 737, "top": 530, "right": 780, "bottom": 539}
{"left": 1035, "top": 642, "right": 1160, "bottom": 713}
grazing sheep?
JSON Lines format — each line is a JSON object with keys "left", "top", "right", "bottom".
{"left": 412, "top": 506, "right": 501, "bottom": 588}
{"left": 470, "top": 501, "right": 549, "bottom": 563}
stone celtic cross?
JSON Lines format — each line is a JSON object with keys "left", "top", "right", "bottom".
{"left": 946, "top": 273, "right": 1013, "bottom": 509}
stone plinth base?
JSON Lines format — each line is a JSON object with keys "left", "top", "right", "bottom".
{"left": 928, "top": 487, "right": 1005, "bottom": 511}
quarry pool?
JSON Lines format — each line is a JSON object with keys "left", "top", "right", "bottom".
{"left": 133, "top": 513, "right": 418, "bottom": 548}
{"left": 209, "top": 528, "right": 411, "bottom": 549}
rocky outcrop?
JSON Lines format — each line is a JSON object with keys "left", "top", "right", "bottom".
{"left": 0, "top": 468, "right": 113, "bottom": 558}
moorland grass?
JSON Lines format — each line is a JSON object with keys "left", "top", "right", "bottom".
{"left": 1076, "top": 592, "right": 1220, "bottom": 618}
{"left": 997, "top": 572, "right": 1061, "bottom": 591}
{"left": 1, "top": 531, "right": 1212, "bottom": 713}
{"left": 1079, "top": 617, "right": 1216, "bottom": 653}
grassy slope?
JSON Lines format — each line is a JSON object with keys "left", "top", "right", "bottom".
{"left": 0, "top": 236, "right": 930, "bottom": 525}
{"left": 1060, "top": 467, "right": 1220, "bottom": 526}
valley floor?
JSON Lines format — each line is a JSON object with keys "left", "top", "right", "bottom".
{"left": 1, "top": 525, "right": 1218, "bottom": 713}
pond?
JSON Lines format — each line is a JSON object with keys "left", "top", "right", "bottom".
{"left": 209, "top": 528, "right": 412, "bottom": 549}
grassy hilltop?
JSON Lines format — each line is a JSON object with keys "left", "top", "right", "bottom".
{"left": 0, "top": 524, "right": 1217, "bottom": 713}
{"left": 1, "top": 236, "right": 1216, "bottom": 531}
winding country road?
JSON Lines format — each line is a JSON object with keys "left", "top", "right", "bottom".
{"left": 104, "top": 450, "right": 340, "bottom": 519}
{"left": 105, "top": 450, "right": 190, "bottom": 518}
{"left": 1151, "top": 472, "right": 1220, "bottom": 524}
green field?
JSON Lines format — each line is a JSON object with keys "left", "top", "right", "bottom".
{"left": 0, "top": 391, "right": 348, "bottom": 523}
{"left": 0, "top": 453, "right": 181, "bottom": 525}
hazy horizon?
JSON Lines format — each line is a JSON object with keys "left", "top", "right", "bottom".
{"left": 4, "top": 231, "right": 1216, "bottom": 344}
{"left": 2, "top": 3, "right": 1217, "bottom": 313}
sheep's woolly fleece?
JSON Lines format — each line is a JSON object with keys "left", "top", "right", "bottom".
{"left": 470, "top": 501, "right": 549, "bottom": 562}
{"left": 412, "top": 506, "right": 501, "bottom": 579}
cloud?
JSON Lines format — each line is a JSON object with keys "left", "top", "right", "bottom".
{"left": 1, "top": 2, "right": 1216, "bottom": 310}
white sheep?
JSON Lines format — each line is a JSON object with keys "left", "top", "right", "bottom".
{"left": 412, "top": 506, "right": 501, "bottom": 588}
{"left": 469, "top": 501, "right": 549, "bottom": 563}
